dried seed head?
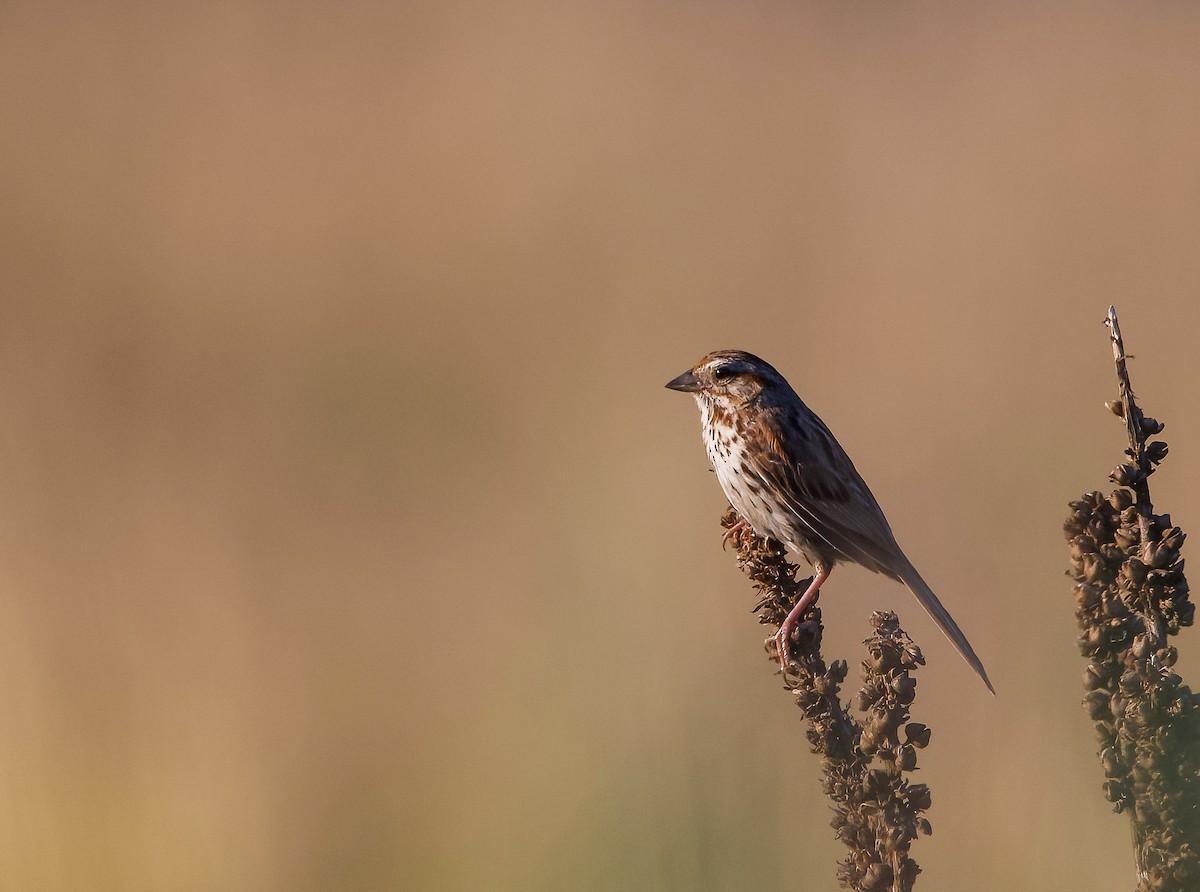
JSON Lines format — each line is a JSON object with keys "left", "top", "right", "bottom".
{"left": 1110, "top": 490, "right": 1135, "bottom": 510}
{"left": 1132, "top": 636, "right": 1152, "bottom": 660}
{"left": 1111, "top": 464, "right": 1144, "bottom": 487}
{"left": 1077, "top": 583, "right": 1102, "bottom": 610}
{"left": 1126, "top": 558, "right": 1149, "bottom": 585}
{"left": 907, "top": 784, "right": 932, "bottom": 812}
{"left": 861, "top": 862, "right": 891, "bottom": 891}
{"left": 725, "top": 517, "right": 933, "bottom": 888}
{"left": 1083, "top": 689, "right": 1112, "bottom": 720}
{"left": 1179, "top": 600, "right": 1195, "bottom": 626}
{"left": 1114, "top": 528, "right": 1139, "bottom": 550}
{"left": 891, "top": 675, "right": 917, "bottom": 703}
{"left": 1065, "top": 313, "right": 1200, "bottom": 889}
{"left": 1101, "top": 747, "right": 1123, "bottom": 777}
{"left": 1141, "top": 415, "right": 1164, "bottom": 435}
{"left": 905, "top": 722, "right": 931, "bottom": 748}
{"left": 1103, "top": 779, "right": 1127, "bottom": 804}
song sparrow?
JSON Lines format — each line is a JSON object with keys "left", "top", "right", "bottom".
{"left": 667, "top": 349, "right": 993, "bottom": 693}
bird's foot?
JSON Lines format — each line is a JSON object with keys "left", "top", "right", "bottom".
{"left": 768, "top": 627, "right": 793, "bottom": 673}
{"left": 768, "top": 619, "right": 819, "bottom": 674}
{"left": 722, "top": 516, "right": 752, "bottom": 548}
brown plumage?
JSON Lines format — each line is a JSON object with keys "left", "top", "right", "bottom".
{"left": 667, "top": 349, "right": 993, "bottom": 693}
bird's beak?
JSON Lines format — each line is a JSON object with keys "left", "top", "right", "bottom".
{"left": 665, "top": 369, "right": 703, "bottom": 393}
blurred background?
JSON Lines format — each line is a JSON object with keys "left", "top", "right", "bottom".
{"left": 2, "top": 1, "right": 1200, "bottom": 889}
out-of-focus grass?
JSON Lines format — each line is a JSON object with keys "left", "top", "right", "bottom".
{"left": 2, "top": 1, "right": 1200, "bottom": 889}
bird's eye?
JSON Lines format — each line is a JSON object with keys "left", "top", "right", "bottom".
{"left": 712, "top": 366, "right": 733, "bottom": 381}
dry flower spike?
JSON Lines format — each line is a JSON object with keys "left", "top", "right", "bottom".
{"left": 1064, "top": 307, "right": 1200, "bottom": 891}
{"left": 722, "top": 507, "right": 932, "bottom": 892}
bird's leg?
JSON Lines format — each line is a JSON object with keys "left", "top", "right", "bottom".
{"left": 773, "top": 565, "right": 830, "bottom": 673}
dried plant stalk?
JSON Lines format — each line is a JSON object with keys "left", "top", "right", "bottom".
{"left": 1064, "top": 307, "right": 1200, "bottom": 891}
{"left": 721, "top": 508, "right": 932, "bottom": 892}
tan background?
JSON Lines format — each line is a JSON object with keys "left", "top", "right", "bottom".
{"left": 3, "top": 1, "right": 1200, "bottom": 889}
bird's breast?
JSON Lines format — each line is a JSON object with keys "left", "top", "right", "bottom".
{"left": 700, "top": 401, "right": 794, "bottom": 547}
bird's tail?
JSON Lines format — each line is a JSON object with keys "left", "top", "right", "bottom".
{"left": 896, "top": 562, "right": 995, "bottom": 694}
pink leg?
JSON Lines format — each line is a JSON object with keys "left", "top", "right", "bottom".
{"left": 773, "top": 565, "right": 830, "bottom": 672}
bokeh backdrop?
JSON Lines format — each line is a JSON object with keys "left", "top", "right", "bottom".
{"left": 3, "top": 1, "right": 1200, "bottom": 890}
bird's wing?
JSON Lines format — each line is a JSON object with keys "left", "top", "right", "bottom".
{"left": 743, "top": 407, "right": 906, "bottom": 577}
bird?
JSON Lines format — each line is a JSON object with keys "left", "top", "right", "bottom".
{"left": 666, "top": 349, "right": 993, "bottom": 693}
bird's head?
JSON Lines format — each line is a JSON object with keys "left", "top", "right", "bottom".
{"left": 665, "top": 350, "right": 786, "bottom": 410}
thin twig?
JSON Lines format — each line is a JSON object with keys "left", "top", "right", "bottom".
{"left": 1106, "top": 307, "right": 1159, "bottom": 593}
